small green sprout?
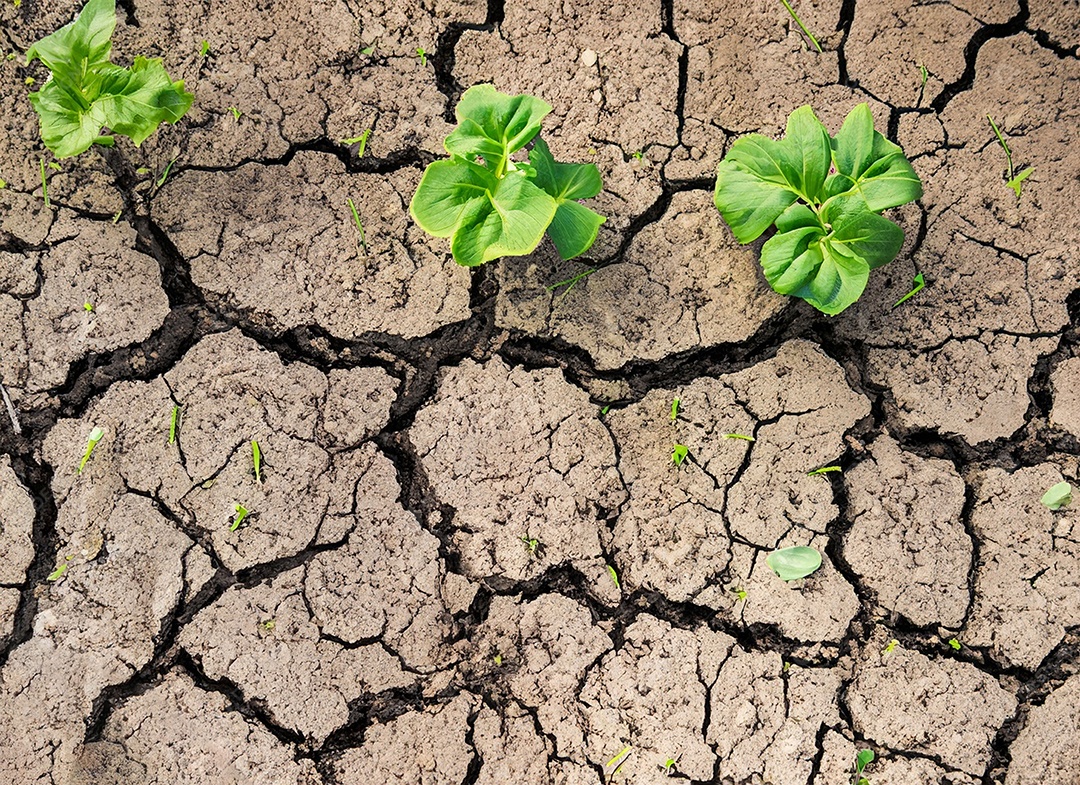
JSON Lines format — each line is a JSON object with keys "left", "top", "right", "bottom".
{"left": 1007, "top": 167, "right": 1034, "bottom": 198}
{"left": 852, "top": 749, "right": 874, "bottom": 785}
{"left": 168, "top": 405, "right": 181, "bottom": 444}
{"left": 765, "top": 545, "right": 822, "bottom": 581}
{"left": 723, "top": 433, "right": 755, "bottom": 442}
{"left": 346, "top": 197, "right": 368, "bottom": 252}
{"left": 1040, "top": 481, "right": 1072, "bottom": 510}
{"left": 659, "top": 755, "right": 679, "bottom": 776}
{"left": 919, "top": 63, "right": 928, "bottom": 87}
{"left": 732, "top": 586, "right": 748, "bottom": 601}
{"left": 671, "top": 444, "right": 689, "bottom": 466}
{"left": 607, "top": 564, "right": 620, "bottom": 590}
{"left": 156, "top": 156, "right": 177, "bottom": 187}
{"left": 987, "top": 114, "right": 1033, "bottom": 200}
{"left": 521, "top": 535, "right": 540, "bottom": 555}
{"left": 340, "top": 128, "right": 372, "bottom": 157}
{"left": 47, "top": 563, "right": 68, "bottom": 582}
{"left": 78, "top": 426, "right": 105, "bottom": 474}
{"left": 605, "top": 745, "right": 632, "bottom": 778}
{"left": 893, "top": 272, "right": 925, "bottom": 307}
{"left": 48, "top": 161, "right": 61, "bottom": 171}
{"left": 807, "top": 465, "right": 842, "bottom": 476}
{"left": 13, "top": 0, "right": 21, "bottom": 9}
{"left": 136, "top": 167, "right": 151, "bottom": 174}
{"left": 111, "top": 210, "right": 122, "bottom": 223}
{"left": 0, "top": 178, "right": 6, "bottom": 188}
{"left": 883, "top": 638, "right": 899, "bottom": 655}
{"left": 670, "top": 397, "right": 680, "bottom": 421}
{"left": 493, "top": 652, "right": 503, "bottom": 666}
{"left": 39, "top": 158, "right": 49, "bottom": 208}
{"left": 782, "top": 660, "right": 791, "bottom": 672}
{"left": 631, "top": 150, "right": 643, "bottom": 161}
{"left": 599, "top": 405, "right": 611, "bottom": 416}
{"left": 83, "top": 302, "right": 94, "bottom": 312}
{"left": 24, "top": 76, "right": 35, "bottom": 86}
{"left": 6, "top": 53, "right": 15, "bottom": 61}
{"left": 546, "top": 267, "right": 597, "bottom": 297}
{"left": 230, "top": 503, "right": 250, "bottom": 531}
{"left": 361, "top": 40, "right": 377, "bottom": 55}
{"left": 199, "top": 40, "right": 210, "bottom": 57}
{"left": 227, "top": 106, "right": 241, "bottom": 120}
{"left": 251, "top": 439, "right": 263, "bottom": 484}
{"left": 779, "top": 0, "right": 822, "bottom": 53}
{"left": 947, "top": 637, "right": 961, "bottom": 650}
{"left": 260, "top": 618, "right": 275, "bottom": 631}
{"left": 416, "top": 46, "right": 427, "bottom": 66}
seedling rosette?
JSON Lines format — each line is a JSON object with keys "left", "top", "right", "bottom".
{"left": 410, "top": 84, "right": 606, "bottom": 267}
{"left": 25, "top": 0, "right": 193, "bottom": 158}
{"left": 714, "top": 104, "right": 922, "bottom": 315}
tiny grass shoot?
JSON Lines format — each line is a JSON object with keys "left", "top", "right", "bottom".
{"left": 48, "top": 161, "right": 61, "bottom": 171}
{"left": 40, "top": 158, "right": 49, "bottom": 208}
{"left": 670, "top": 397, "right": 680, "bottom": 421}
{"left": 24, "top": 76, "right": 35, "bottom": 86}
{"left": 521, "top": 535, "right": 540, "bottom": 555}
{"left": 779, "top": 0, "right": 823, "bottom": 53}
{"left": 47, "top": 563, "right": 68, "bottom": 582}
{"left": 111, "top": 210, "right": 122, "bottom": 223}
{"left": 659, "top": 756, "right": 679, "bottom": 776}
{"left": 948, "top": 637, "right": 961, "bottom": 650}
{"left": 723, "top": 433, "right": 755, "bottom": 441}
{"left": 346, "top": 197, "right": 368, "bottom": 252}
{"left": 230, "top": 503, "right": 250, "bottom": 531}
{"left": 78, "top": 426, "right": 105, "bottom": 474}
{"left": 883, "top": 638, "right": 899, "bottom": 655}
{"left": 893, "top": 272, "right": 925, "bottom": 307}
{"left": 765, "top": 545, "right": 822, "bottom": 581}
{"left": 546, "top": 267, "right": 597, "bottom": 295}
{"left": 361, "top": 40, "right": 377, "bottom": 55}
{"left": 807, "top": 465, "right": 842, "bottom": 476}
{"left": 732, "top": 586, "right": 748, "bottom": 601}
{"left": 340, "top": 128, "right": 371, "bottom": 157}
{"left": 156, "top": 156, "right": 177, "bottom": 187}
{"left": 852, "top": 749, "right": 874, "bottom": 785}
{"left": 1040, "top": 480, "right": 1072, "bottom": 510}
{"left": 605, "top": 745, "right": 632, "bottom": 780}
{"left": 416, "top": 46, "right": 427, "bottom": 66}
{"left": 919, "top": 64, "right": 928, "bottom": 87}
{"left": 227, "top": 106, "right": 241, "bottom": 120}
{"left": 599, "top": 404, "right": 611, "bottom": 416}
{"left": 607, "top": 564, "right": 620, "bottom": 590}
{"left": 672, "top": 444, "right": 689, "bottom": 467}
{"left": 260, "top": 618, "right": 275, "bottom": 631}
{"left": 1007, "top": 167, "right": 1034, "bottom": 199}
{"left": 0, "top": 178, "right": 6, "bottom": 189}
{"left": 168, "top": 405, "right": 181, "bottom": 444}
{"left": 199, "top": 40, "right": 210, "bottom": 57}
{"left": 493, "top": 652, "right": 503, "bottom": 665}
{"left": 988, "top": 114, "right": 1033, "bottom": 199}
{"left": 83, "top": 302, "right": 94, "bottom": 312}
{"left": 136, "top": 167, "right": 151, "bottom": 174}
{"left": 251, "top": 439, "right": 263, "bottom": 484}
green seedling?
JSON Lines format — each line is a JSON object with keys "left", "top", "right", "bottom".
{"left": 156, "top": 156, "right": 177, "bottom": 187}
{"left": 948, "top": 637, "right": 961, "bottom": 650}
{"left": 47, "top": 563, "right": 68, "bottom": 582}
{"left": 78, "top": 426, "right": 105, "bottom": 473}
{"left": 493, "top": 652, "right": 503, "bottom": 666}
{"left": 227, "top": 106, "right": 242, "bottom": 120}
{"left": 251, "top": 439, "right": 263, "bottom": 484}
{"left": 111, "top": 210, "right": 121, "bottom": 223}
{"left": 670, "top": 397, "right": 680, "bottom": 421}
{"left": 83, "top": 302, "right": 94, "bottom": 312}
{"left": 1040, "top": 481, "right": 1072, "bottom": 510}
{"left": 6, "top": 53, "right": 16, "bottom": 61}
{"left": 723, "top": 432, "right": 755, "bottom": 441}
{"left": 340, "top": 128, "right": 371, "bottom": 157}
{"left": 26, "top": 0, "right": 193, "bottom": 158}
{"left": 605, "top": 745, "right": 632, "bottom": 781}
{"left": 361, "top": 40, "right": 377, "bottom": 55}
{"left": 546, "top": 266, "right": 597, "bottom": 296}
{"left": 48, "top": 161, "right": 61, "bottom": 171}
{"left": 779, "top": 0, "right": 822, "bottom": 53}
{"left": 715, "top": 104, "right": 922, "bottom": 314}
{"left": 0, "top": 178, "right": 6, "bottom": 188}
{"left": 230, "top": 503, "right": 249, "bottom": 531}
{"left": 521, "top": 535, "right": 541, "bottom": 556}
{"left": 919, "top": 64, "right": 928, "bottom": 87}
{"left": 732, "top": 586, "right": 748, "bottom": 601}
{"left": 765, "top": 545, "right": 822, "bottom": 581}
{"left": 415, "top": 46, "right": 427, "bottom": 66}
{"left": 987, "top": 114, "right": 1033, "bottom": 200}
{"left": 199, "top": 40, "right": 210, "bottom": 57}
{"left": 883, "top": 638, "right": 899, "bottom": 655}
{"left": 607, "top": 564, "right": 620, "bottom": 590}
{"left": 346, "top": 197, "right": 368, "bottom": 252}
{"left": 24, "top": 76, "right": 35, "bottom": 86}
{"left": 672, "top": 444, "right": 689, "bottom": 467}
{"left": 136, "top": 166, "right": 151, "bottom": 174}
{"left": 410, "top": 84, "right": 605, "bottom": 266}
{"left": 807, "top": 465, "right": 842, "bottom": 476}
{"left": 40, "top": 158, "right": 49, "bottom": 208}
{"left": 599, "top": 404, "right": 611, "bottom": 416}
{"left": 168, "top": 405, "right": 180, "bottom": 444}
{"left": 659, "top": 755, "right": 679, "bottom": 776}
{"left": 631, "top": 150, "right": 643, "bottom": 161}
{"left": 852, "top": 749, "right": 874, "bottom": 785}
{"left": 893, "top": 272, "right": 925, "bottom": 307}
{"left": 260, "top": 618, "right": 275, "bottom": 631}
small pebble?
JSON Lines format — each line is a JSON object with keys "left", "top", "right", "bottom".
{"left": 581, "top": 48, "right": 597, "bottom": 67}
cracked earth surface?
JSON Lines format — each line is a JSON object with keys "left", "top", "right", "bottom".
{"left": 2, "top": 0, "right": 1080, "bottom": 782}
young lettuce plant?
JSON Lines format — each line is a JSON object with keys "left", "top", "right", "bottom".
{"left": 25, "top": 0, "right": 193, "bottom": 158}
{"left": 410, "top": 84, "right": 605, "bottom": 267}
{"left": 714, "top": 104, "right": 922, "bottom": 314}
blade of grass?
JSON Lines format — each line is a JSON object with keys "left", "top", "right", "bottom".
{"left": 156, "top": 156, "right": 177, "bottom": 188}
{"left": 169, "top": 405, "right": 181, "bottom": 444}
{"left": 779, "top": 0, "right": 822, "bottom": 53}
{"left": 40, "top": 158, "right": 49, "bottom": 208}
{"left": 893, "top": 272, "right": 925, "bottom": 307}
{"left": 346, "top": 198, "right": 368, "bottom": 252}
{"left": 986, "top": 114, "right": 1014, "bottom": 181}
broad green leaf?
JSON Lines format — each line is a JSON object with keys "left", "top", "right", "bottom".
{"left": 410, "top": 157, "right": 495, "bottom": 237}
{"left": 801, "top": 239, "right": 870, "bottom": 314}
{"left": 1040, "top": 481, "right": 1072, "bottom": 510}
{"left": 829, "top": 208, "right": 904, "bottom": 270}
{"left": 28, "top": 80, "right": 109, "bottom": 157}
{"left": 830, "top": 104, "right": 875, "bottom": 182}
{"left": 765, "top": 546, "right": 822, "bottom": 581}
{"left": 855, "top": 750, "right": 874, "bottom": 770}
{"left": 445, "top": 84, "right": 552, "bottom": 176}
{"left": 782, "top": 105, "right": 832, "bottom": 202}
{"left": 827, "top": 130, "right": 922, "bottom": 211}
{"left": 449, "top": 172, "right": 557, "bottom": 266}
{"left": 530, "top": 137, "right": 605, "bottom": 260}
{"left": 26, "top": 0, "right": 115, "bottom": 96}
{"left": 761, "top": 225, "right": 826, "bottom": 294}
{"left": 761, "top": 225, "right": 871, "bottom": 315}
{"left": 94, "top": 58, "right": 193, "bottom": 145}
{"left": 775, "top": 202, "right": 819, "bottom": 233}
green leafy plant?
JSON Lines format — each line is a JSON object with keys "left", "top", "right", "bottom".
{"left": 520, "top": 535, "right": 542, "bottom": 556}
{"left": 893, "top": 271, "right": 924, "bottom": 307}
{"left": 340, "top": 128, "right": 371, "bottom": 157}
{"left": 230, "top": 503, "right": 250, "bottom": 531}
{"left": 765, "top": 545, "right": 822, "bottom": 581}
{"left": 78, "top": 426, "right": 105, "bottom": 473}
{"left": 1040, "top": 481, "right": 1072, "bottom": 510}
{"left": 25, "top": 0, "right": 193, "bottom": 158}
{"left": 987, "top": 114, "right": 1033, "bottom": 200}
{"left": 410, "top": 84, "right": 605, "bottom": 267}
{"left": 851, "top": 749, "right": 874, "bottom": 785}
{"left": 415, "top": 47, "right": 427, "bottom": 66}
{"left": 715, "top": 104, "right": 922, "bottom": 315}
{"left": 779, "top": 0, "right": 822, "bottom": 53}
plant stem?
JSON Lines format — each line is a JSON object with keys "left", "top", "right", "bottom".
{"left": 346, "top": 198, "right": 368, "bottom": 252}
{"left": 986, "top": 114, "right": 1014, "bottom": 181}
{"left": 779, "top": 0, "right": 823, "bottom": 53}
{"left": 39, "top": 158, "right": 49, "bottom": 209}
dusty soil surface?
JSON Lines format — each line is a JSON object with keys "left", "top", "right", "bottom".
{"left": 2, "top": 0, "right": 1080, "bottom": 782}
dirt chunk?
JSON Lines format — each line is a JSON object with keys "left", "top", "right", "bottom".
{"left": 848, "top": 634, "right": 1016, "bottom": 775}
{"left": 1050, "top": 357, "right": 1080, "bottom": 438}
{"left": 496, "top": 190, "right": 787, "bottom": 370}
{"left": 156, "top": 152, "right": 471, "bottom": 340}
{"left": 844, "top": 435, "right": 971, "bottom": 627}
{"left": 0, "top": 456, "right": 35, "bottom": 586}
{"left": 964, "top": 463, "right": 1080, "bottom": 669}
{"left": 410, "top": 358, "right": 627, "bottom": 584}
{"left": 814, "top": 730, "right": 972, "bottom": 785}
{"left": 1006, "top": 674, "right": 1080, "bottom": 785}
{"left": 82, "top": 670, "right": 319, "bottom": 785}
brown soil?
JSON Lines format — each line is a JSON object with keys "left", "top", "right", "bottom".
{"left": 2, "top": 0, "right": 1080, "bottom": 782}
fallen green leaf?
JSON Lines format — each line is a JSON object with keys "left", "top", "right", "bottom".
{"left": 765, "top": 545, "right": 822, "bottom": 581}
{"left": 1040, "top": 481, "right": 1072, "bottom": 510}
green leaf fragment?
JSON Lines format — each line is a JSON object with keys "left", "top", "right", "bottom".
{"left": 199, "top": 40, "right": 210, "bottom": 57}
{"left": 670, "top": 397, "right": 680, "bottom": 421}
{"left": 672, "top": 444, "right": 689, "bottom": 466}
{"left": 83, "top": 302, "right": 94, "bottom": 312}
{"left": 346, "top": 197, "right": 368, "bottom": 252}
{"left": 723, "top": 433, "right": 755, "bottom": 441}
{"left": 807, "top": 465, "right": 842, "bottom": 475}
{"left": 607, "top": 564, "right": 620, "bottom": 590}
{"left": 156, "top": 156, "right": 176, "bottom": 187}
{"left": 78, "top": 426, "right": 105, "bottom": 474}
{"left": 1040, "top": 481, "right": 1072, "bottom": 510}
{"left": 883, "top": 638, "right": 899, "bottom": 654}
{"left": 445, "top": 84, "right": 551, "bottom": 177}
{"left": 230, "top": 503, "right": 249, "bottom": 531}
{"left": 47, "top": 563, "right": 68, "bottom": 582}
{"left": 251, "top": 439, "right": 263, "bottom": 484}
{"left": 169, "top": 405, "right": 180, "bottom": 444}
{"left": 894, "top": 272, "right": 925, "bottom": 307}
{"left": 227, "top": 106, "right": 241, "bottom": 120}
{"left": 765, "top": 545, "right": 822, "bottom": 581}
{"left": 529, "top": 137, "right": 605, "bottom": 260}
{"left": 416, "top": 47, "right": 426, "bottom": 66}
{"left": 341, "top": 128, "right": 371, "bottom": 157}
{"left": 948, "top": 637, "right": 961, "bottom": 650}
{"left": 1007, "top": 166, "right": 1033, "bottom": 199}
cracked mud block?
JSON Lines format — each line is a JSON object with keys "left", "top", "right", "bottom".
{"left": 963, "top": 463, "right": 1080, "bottom": 669}
{"left": 43, "top": 330, "right": 400, "bottom": 574}
{"left": 465, "top": 594, "right": 611, "bottom": 755}
{"left": 0, "top": 493, "right": 196, "bottom": 785}
{"left": 607, "top": 341, "right": 865, "bottom": 640}
{"left": 156, "top": 152, "right": 471, "bottom": 340}
{"left": 76, "top": 670, "right": 319, "bottom": 785}
{"left": 0, "top": 455, "right": 35, "bottom": 586}
{"left": 1005, "top": 674, "right": 1080, "bottom": 785}
{"left": 180, "top": 567, "right": 413, "bottom": 742}
{"left": 453, "top": 0, "right": 675, "bottom": 253}
{"left": 844, "top": 0, "right": 1019, "bottom": 109}
{"left": 1028, "top": 0, "right": 1080, "bottom": 52}
{"left": 331, "top": 692, "right": 477, "bottom": 784}
{"left": 847, "top": 634, "right": 1016, "bottom": 776}
{"left": 409, "top": 357, "right": 627, "bottom": 585}
{"left": 495, "top": 190, "right": 786, "bottom": 370}
{"left": 814, "top": 730, "right": 975, "bottom": 785}
{"left": 844, "top": 435, "right": 971, "bottom": 627}
{"left": 708, "top": 652, "right": 843, "bottom": 785}
{"left": 670, "top": 0, "right": 859, "bottom": 181}
{"left": 1049, "top": 357, "right": 1080, "bottom": 438}
{"left": 579, "top": 615, "right": 734, "bottom": 783}
{"left": 0, "top": 212, "right": 170, "bottom": 411}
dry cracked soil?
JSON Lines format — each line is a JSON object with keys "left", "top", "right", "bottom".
{"left": 1, "top": 0, "right": 1080, "bottom": 783}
